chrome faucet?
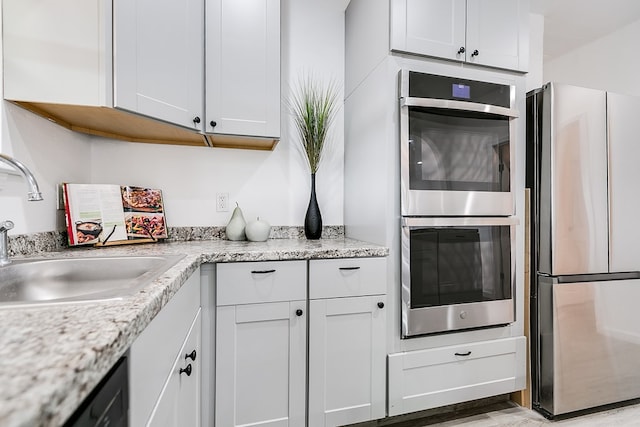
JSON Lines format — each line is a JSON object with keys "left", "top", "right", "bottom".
{"left": 0, "top": 153, "right": 43, "bottom": 201}
{"left": 0, "top": 153, "right": 43, "bottom": 265}
{"left": 0, "top": 220, "right": 15, "bottom": 266}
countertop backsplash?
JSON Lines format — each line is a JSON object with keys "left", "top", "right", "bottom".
{"left": 8, "top": 226, "right": 345, "bottom": 258}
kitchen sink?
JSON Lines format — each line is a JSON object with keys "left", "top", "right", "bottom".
{"left": 0, "top": 254, "right": 184, "bottom": 307}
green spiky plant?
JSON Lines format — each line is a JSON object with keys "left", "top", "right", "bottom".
{"left": 290, "top": 76, "right": 340, "bottom": 173}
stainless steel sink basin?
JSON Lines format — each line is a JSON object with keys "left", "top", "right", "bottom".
{"left": 0, "top": 254, "right": 184, "bottom": 307}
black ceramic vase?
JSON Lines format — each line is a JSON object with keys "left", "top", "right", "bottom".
{"left": 304, "top": 173, "right": 322, "bottom": 239}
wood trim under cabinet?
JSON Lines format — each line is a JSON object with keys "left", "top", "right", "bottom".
{"left": 205, "top": 133, "right": 279, "bottom": 151}
{"left": 11, "top": 101, "right": 280, "bottom": 151}
{"left": 14, "top": 101, "right": 207, "bottom": 146}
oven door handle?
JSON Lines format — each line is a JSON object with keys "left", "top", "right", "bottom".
{"left": 402, "top": 217, "right": 519, "bottom": 228}
{"left": 401, "top": 97, "right": 519, "bottom": 119}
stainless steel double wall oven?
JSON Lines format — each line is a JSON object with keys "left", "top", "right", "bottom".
{"left": 399, "top": 70, "right": 518, "bottom": 337}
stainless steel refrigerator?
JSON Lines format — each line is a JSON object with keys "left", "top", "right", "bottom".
{"left": 527, "top": 83, "right": 640, "bottom": 418}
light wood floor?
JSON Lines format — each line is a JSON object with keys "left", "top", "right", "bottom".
{"left": 379, "top": 400, "right": 640, "bottom": 426}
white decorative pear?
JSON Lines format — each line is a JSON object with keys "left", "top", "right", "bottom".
{"left": 225, "top": 202, "right": 246, "bottom": 241}
{"left": 245, "top": 217, "right": 271, "bottom": 242}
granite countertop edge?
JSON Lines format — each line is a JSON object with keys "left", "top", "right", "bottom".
{"left": 0, "top": 238, "right": 389, "bottom": 427}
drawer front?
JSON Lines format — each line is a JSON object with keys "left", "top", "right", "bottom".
{"left": 309, "top": 257, "right": 386, "bottom": 299}
{"left": 388, "top": 336, "right": 526, "bottom": 416}
{"left": 217, "top": 260, "right": 306, "bottom": 306}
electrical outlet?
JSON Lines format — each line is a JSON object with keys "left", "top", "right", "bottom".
{"left": 216, "top": 193, "right": 229, "bottom": 212}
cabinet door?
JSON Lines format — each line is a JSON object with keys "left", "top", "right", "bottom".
{"left": 3, "top": 0, "right": 112, "bottom": 106}
{"left": 308, "top": 296, "right": 386, "bottom": 427}
{"left": 216, "top": 300, "right": 306, "bottom": 427}
{"left": 130, "top": 270, "right": 201, "bottom": 427}
{"left": 466, "top": 0, "right": 529, "bottom": 71}
{"left": 390, "top": 0, "right": 466, "bottom": 61}
{"left": 205, "top": 0, "right": 281, "bottom": 138}
{"left": 147, "top": 310, "right": 202, "bottom": 427}
{"left": 113, "top": 0, "right": 204, "bottom": 130}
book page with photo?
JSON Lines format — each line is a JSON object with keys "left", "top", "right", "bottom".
{"left": 63, "top": 184, "right": 168, "bottom": 246}
{"left": 121, "top": 186, "right": 168, "bottom": 239}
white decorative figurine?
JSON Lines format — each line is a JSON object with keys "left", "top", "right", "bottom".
{"left": 225, "top": 202, "right": 246, "bottom": 241}
{"left": 245, "top": 217, "right": 271, "bottom": 242}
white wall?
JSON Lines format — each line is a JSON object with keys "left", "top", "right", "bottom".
{"left": 527, "top": 13, "right": 545, "bottom": 92}
{"left": 0, "top": 0, "right": 347, "bottom": 233}
{"left": 0, "top": 2, "right": 93, "bottom": 234}
{"left": 544, "top": 18, "right": 640, "bottom": 95}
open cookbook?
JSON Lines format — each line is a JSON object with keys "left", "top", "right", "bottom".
{"left": 62, "top": 183, "right": 168, "bottom": 246}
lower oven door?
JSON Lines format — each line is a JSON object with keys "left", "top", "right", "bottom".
{"left": 401, "top": 216, "right": 517, "bottom": 337}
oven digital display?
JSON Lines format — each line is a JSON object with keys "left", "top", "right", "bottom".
{"left": 452, "top": 83, "right": 470, "bottom": 99}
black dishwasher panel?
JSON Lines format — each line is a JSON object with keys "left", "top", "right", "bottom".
{"left": 63, "top": 356, "right": 129, "bottom": 427}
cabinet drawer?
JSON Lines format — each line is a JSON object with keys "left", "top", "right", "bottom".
{"left": 388, "top": 336, "right": 526, "bottom": 416}
{"left": 130, "top": 269, "right": 201, "bottom": 427}
{"left": 217, "top": 260, "right": 306, "bottom": 306}
{"left": 309, "top": 257, "right": 386, "bottom": 299}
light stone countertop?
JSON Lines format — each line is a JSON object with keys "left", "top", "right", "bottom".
{"left": 0, "top": 238, "right": 388, "bottom": 427}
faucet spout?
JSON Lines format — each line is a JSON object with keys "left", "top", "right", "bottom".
{"left": 0, "top": 153, "right": 43, "bottom": 201}
{"left": 0, "top": 220, "right": 15, "bottom": 266}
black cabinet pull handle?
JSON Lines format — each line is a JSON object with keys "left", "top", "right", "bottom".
{"left": 193, "top": 116, "right": 201, "bottom": 124}
{"left": 180, "top": 364, "right": 192, "bottom": 376}
{"left": 455, "top": 351, "right": 472, "bottom": 357}
{"left": 185, "top": 350, "right": 197, "bottom": 361}
{"left": 339, "top": 266, "right": 361, "bottom": 271}
{"left": 210, "top": 120, "right": 217, "bottom": 128}
{"left": 471, "top": 49, "right": 479, "bottom": 57}
{"left": 251, "top": 269, "right": 276, "bottom": 274}
{"left": 377, "top": 302, "right": 384, "bottom": 309}
{"left": 457, "top": 46, "right": 465, "bottom": 54}
{"left": 296, "top": 309, "right": 303, "bottom": 316}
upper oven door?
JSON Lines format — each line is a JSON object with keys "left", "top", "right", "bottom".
{"left": 399, "top": 70, "right": 519, "bottom": 216}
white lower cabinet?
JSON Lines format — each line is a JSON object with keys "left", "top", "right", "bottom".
{"left": 387, "top": 336, "right": 527, "bottom": 416}
{"left": 308, "top": 295, "right": 386, "bottom": 427}
{"left": 130, "top": 268, "right": 202, "bottom": 426}
{"left": 215, "top": 261, "right": 307, "bottom": 427}
{"left": 216, "top": 301, "right": 307, "bottom": 426}
{"left": 147, "top": 310, "right": 202, "bottom": 427}
{"left": 215, "top": 257, "right": 388, "bottom": 427}
{"left": 308, "top": 258, "right": 387, "bottom": 427}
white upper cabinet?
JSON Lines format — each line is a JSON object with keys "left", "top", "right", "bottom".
{"left": 3, "top": 0, "right": 281, "bottom": 149}
{"left": 205, "top": 0, "right": 281, "bottom": 139}
{"left": 114, "top": 0, "right": 204, "bottom": 131}
{"left": 465, "top": 0, "right": 529, "bottom": 71}
{"left": 390, "top": 0, "right": 529, "bottom": 72}
{"left": 390, "top": 0, "right": 466, "bottom": 62}
{"left": 3, "top": 0, "right": 113, "bottom": 106}
{"left": 2, "top": 0, "right": 206, "bottom": 146}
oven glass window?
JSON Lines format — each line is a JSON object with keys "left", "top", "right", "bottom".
{"left": 408, "top": 108, "right": 510, "bottom": 192}
{"left": 409, "top": 225, "right": 511, "bottom": 308}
